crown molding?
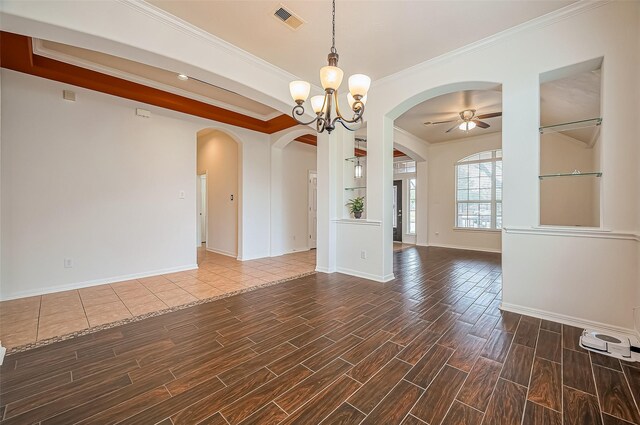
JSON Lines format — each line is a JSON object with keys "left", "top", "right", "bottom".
{"left": 117, "top": 0, "right": 322, "bottom": 94}
{"left": 374, "top": 1, "right": 612, "bottom": 88}
{"left": 32, "top": 38, "right": 282, "bottom": 122}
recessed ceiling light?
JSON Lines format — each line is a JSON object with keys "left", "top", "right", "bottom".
{"left": 177, "top": 74, "right": 189, "bottom": 81}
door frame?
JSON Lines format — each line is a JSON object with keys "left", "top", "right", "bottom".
{"left": 393, "top": 179, "right": 403, "bottom": 242}
{"left": 197, "top": 171, "right": 208, "bottom": 249}
{"left": 308, "top": 170, "right": 318, "bottom": 250}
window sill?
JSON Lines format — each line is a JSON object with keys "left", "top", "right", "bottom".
{"left": 453, "top": 227, "right": 502, "bottom": 233}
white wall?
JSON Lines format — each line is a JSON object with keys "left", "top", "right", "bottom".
{"left": 539, "top": 133, "right": 599, "bottom": 227}
{"left": 1, "top": 70, "right": 199, "bottom": 299}
{"left": 197, "top": 130, "right": 239, "bottom": 257}
{"left": 270, "top": 142, "right": 316, "bottom": 255}
{"left": 363, "top": 1, "right": 639, "bottom": 332}
{"left": 0, "top": 70, "right": 273, "bottom": 299}
{"left": 426, "top": 132, "right": 502, "bottom": 252}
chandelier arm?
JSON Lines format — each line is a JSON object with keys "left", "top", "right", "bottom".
{"left": 291, "top": 104, "right": 321, "bottom": 126}
{"left": 338, "top": 102, "right": 366, "bottom": 125}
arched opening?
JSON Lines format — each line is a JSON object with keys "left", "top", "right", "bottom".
{"left": 385, "top": 81, "right": 503, "bottom": 261}
{"left": 196, "top": 128, "right": 241, "bottom": 261}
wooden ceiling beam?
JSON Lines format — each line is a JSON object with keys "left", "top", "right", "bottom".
{"left": 0, "top": 31, "right": 297, "bottom": 134}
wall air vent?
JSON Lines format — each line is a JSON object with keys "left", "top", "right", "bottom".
{"left": 273, "top": 5, "right": 305, "bottom": 30}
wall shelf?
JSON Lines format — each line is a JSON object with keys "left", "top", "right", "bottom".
{"left": 539, "top": 171, "right": 602, "bottom": 179}
{"left": 539, "top": 117, "right": 602, "bottom": 134}
{"left": 345, "top": 186, "right": 366, "bottom": 191}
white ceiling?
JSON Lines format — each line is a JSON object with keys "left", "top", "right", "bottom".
{"left": 35, "top": 39, "right": 280, "bottom": 119}
{"left": 147, "top": 0, "right": 574, "bottom": 84}
{"left": 395, "top": 88, "right": 502, "bottom": 143}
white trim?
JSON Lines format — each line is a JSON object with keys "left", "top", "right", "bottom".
{"left": 315, "top": 265, "right": 335, "bottom": 274}
{"left": 0, "top": 264, "right": 199, "bottom": 301}
{"left": 0, "top": 344, "right": 6, "bottom": 365}
{"left": 205, "top": 247, "right": 238, "bottom": 258}
{"left": 332, "top": 219, "right": 382, "bottom": 227}
{"left": 374, "top": 1, "right": 611, "bottom": 88}
{"left": 32, "top": 38, "right": 281, "bottom": 122}
{"left": 453, "top": 227, "right": 502, "bottom": 233}
{"left": 270, "top": 247, "right": 311, "bottom": 258}
{"left": 336, "top": 267, "right": 395, "bottom": 283}
{"left": 501, "top": 302, "right": 640, "bottom": 345}
{"left": 428, "top": 243, "right": 502, "bottom": 254}
{"left": 503, "top": 226, "right": 640, "bottom": 241}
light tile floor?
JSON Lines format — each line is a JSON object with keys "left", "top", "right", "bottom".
{"left": 0, "top": 248, "right": 316, "bottom": 349}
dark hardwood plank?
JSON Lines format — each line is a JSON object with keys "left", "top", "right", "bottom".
{"left": 340, "top": 329, "right": 392, "bottom": 365}
{"left": 275, "top": 358, "right": 352, "bottom": 414}
{"left": 536, "top": 329, "right": 561, "bottom": 363}
{"left": 319, "top": 402, "right": 366, "bottom": 425}
{"left": 278, "top": 375, "right": 361, "bottom": 425}
{"left": 527, "top": 358, "right": 562, "bottom": 411}
{"left": 411, "top": 365, "right": 467, "bottom": 424}
{"left": 348, "top": 358, "right": 413, "bottom": 414}
{"left": 523, "top": 401, "right": 561, "bottom": 425}
{"left": 501, "top": 343, "right": 535, "bottom": 386}
{"left": 563, "top": 348, "right": 596, "bottom": 394}
{"left": 405, "top": 343, "right": 455, "bottom": 388}
{"left": 396, "top": 329, "right": 442, "bottom": 364}
{"left": 236, "top": 402, "right": 288, "bottom": 425}
{"left": 348, "top": 340, "right": 402, "bottom": 383}
{"left": 480, "top": 329, "right": 514, "bottom": 363}
{"left": 540, "top": 319, "right": 561, "bottom": 333}
{"left": 457, "top": 356, "right": 502, "bottom": 411}
{"left": 441, "top": 400, "right": 484, "bottom": 425}
{"left": 514, "top": 319, "right": 540, "bottom": 348}
{"left": 562, "top": 325, "right": 585, "bottom": 352}
{"left": 483, "top": 378, "right": 528, "bottom": 425}
{"left": 266, "top": 336, "right": 333, "bottom": 375}
{"left": 593, "top": 364, "right": 640, "bottom": 423}
{"left": 591, "top": 351, "right": 622, "bottom": 371}
{"left": 303, "top": 334, "right": 364, "bottom": 371}
{"left": 563, "top": 385, "right": 603, "bottom": 425}
{"left": 361, "top": 379, "right": 423, "bottom": 425}
{"left": 446, "top": 335, "right": 488, "bottom": 372}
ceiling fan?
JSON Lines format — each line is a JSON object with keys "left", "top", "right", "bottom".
{"left": 424, "top": 109, "right": 502, "bottom": 133}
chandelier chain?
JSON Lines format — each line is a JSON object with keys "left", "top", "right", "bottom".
{"left": 331, "top": 0, "right": 336, "bottom": 54}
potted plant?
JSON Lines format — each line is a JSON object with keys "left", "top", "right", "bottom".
{"left": 346, "top": 196, "right": 365, "bottom": 219}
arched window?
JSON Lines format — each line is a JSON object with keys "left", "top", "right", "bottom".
{"left": 455, "top": 150, "right": 502, "bottom": 229}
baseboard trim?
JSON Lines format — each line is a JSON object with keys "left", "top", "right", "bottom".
{"left": 500, "top": 302, "right": 640, "bottom": 344}
{"left": 427, "top": 243, "right": 502, "bottom": 254}
{"left": 205, "top": 247, "right": 237, "bottom": 258}
{"left": 0, "top": 264, "right": 199, "bottom": 301}
{"left": 0, "top": 344, "right": 6, "bottom": 365}
{"left": 270, "top": 247, "right": 311, "bottom": 258}
{"left": 336, "top": 267, "right": 395, "bottom": 283}
{"left": 315, "top": 265, "right": 335, "bottom": 274}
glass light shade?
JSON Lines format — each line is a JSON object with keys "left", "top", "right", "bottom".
{"left": 320, "top": 66, "right": 344, "bottom": 90}
{"left": 177, "top": 74, "right": 189, "bottom": 81}
{"left": 311, "top": 95, "right": 326, "bottom": 114}
{"left": 459, "top": 121, "right": 477, "bottom": 131}
{"left": 354, "top": 161, "right": 363, "bottom": 179}
{"left": 348, "top": 93, "right": 368, "bottom": 110}
{"left": 348, "top": 74, "right": 371, "bottom": 97}
{"left": 289, "top": 80, "right": 311, "bottom": 103}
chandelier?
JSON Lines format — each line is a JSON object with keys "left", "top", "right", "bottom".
{"left": 288, "top": 0, "right": 371, "bottom": 134}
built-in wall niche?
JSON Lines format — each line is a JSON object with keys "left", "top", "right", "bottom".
{"left": 539, "top": 58, "right": 603, "bottom": 227}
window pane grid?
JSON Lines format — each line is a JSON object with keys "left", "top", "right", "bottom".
{"left": 408, "top": 178, "right": 416, "bottom": 234}
{"left": 455, "top": 151, "right": 502, "bottom": 230}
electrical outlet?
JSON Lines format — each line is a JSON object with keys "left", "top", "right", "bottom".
{"left": 179, "top": 191, "right": 185, "bottom": 199}
{"left": 360, "top": 250, "right": 367, "bottom": 259}
{"left": 64, "top": 258, "right": 73, "bottom": 268}
{"left": 293, "top": 235, "right": 296, "bottom": 241}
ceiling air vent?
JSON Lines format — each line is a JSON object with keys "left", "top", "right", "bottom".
{"left": 273, "top": 5, "right": 304, "bottom": 30}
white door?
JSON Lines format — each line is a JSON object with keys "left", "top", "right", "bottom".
{"left": 198, "top": 174, "right": 207, "bottom": 244}
{"left": 308, "top": 171, "right": 318, "bottom": 249}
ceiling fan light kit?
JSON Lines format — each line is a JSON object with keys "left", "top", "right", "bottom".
{"left": 289, "top": 0, "right": 371, "bottom": 134}
{"left": 424, "top": 108, "right": 502, "bottom": 134}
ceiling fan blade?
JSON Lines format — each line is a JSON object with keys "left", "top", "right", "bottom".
{"left": 424, "top": 119, "right": 457, "bottom": 125}
{"left": 445, "top": 122, "right": 461, "bottom": 133}
{"left": 475, "top": 112, "right": 502, "bottom": 119}
{"left": 473, "top": 120, "right": 490, "bottom": 129}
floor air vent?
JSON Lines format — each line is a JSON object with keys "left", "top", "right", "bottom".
{"left": 274, "top": 5, "right": 304, "bottom": 30}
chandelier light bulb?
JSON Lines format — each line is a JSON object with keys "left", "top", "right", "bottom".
{"left": 289, "top": 81, "right": 311, "bottom": 103}
{"left": 348, "top": 74, "right": 371, "bottom": 98}
{"left": 177, "top": 74, "right": 189, "bottom": 81}
{"left": 320, "top": 66, "right": 344, "bottom": 91}
{"left": 310, "top": 95, "right": 326, "bottom": 114}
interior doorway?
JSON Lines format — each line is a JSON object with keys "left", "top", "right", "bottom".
{"left": 197, "top": 173, "right": 207, "bottom": 245}
{"left": 393, "top": 180, "right": 403, "bottom": 242}
{"left": 308, "top": 171, "right": 318, "bottom": 249}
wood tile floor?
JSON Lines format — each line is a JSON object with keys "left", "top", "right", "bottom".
{"left": 0, "top": 249, "right": 315, "bottom": 350}
{"left": 2, "top": 246, "right": 639, "bottom": 424}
